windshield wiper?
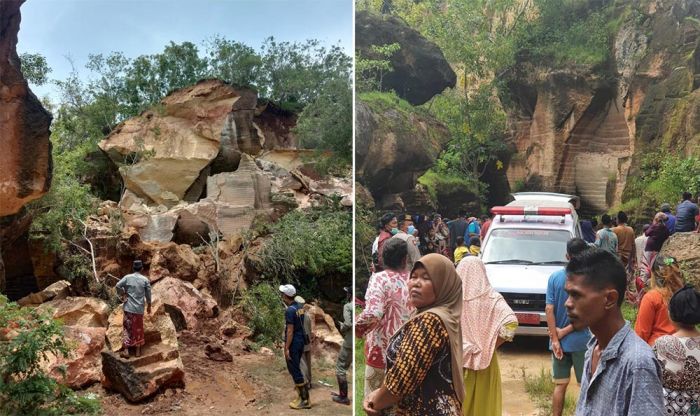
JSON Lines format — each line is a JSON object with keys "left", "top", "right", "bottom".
{"left": 484, "top": 259, "right": 534, "bottom": 265}
{"left": 531, "top": 260, "right": 567, "bottom": 265}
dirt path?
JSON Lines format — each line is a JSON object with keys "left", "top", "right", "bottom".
{"left": 498, "top": 336, "right": 552, "bottom": 416}
{"left": 94, "top": 332, "right": 353, "bottom": 415}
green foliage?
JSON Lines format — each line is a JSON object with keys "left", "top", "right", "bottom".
{"left": 622, "top": 154, "right": 700, "bottom": 220}
{"left": 428, "top": 84, "right": 508, "bottom": 181}
{"left": 259, "top": 208, "right": 352, "bottom": 285}
{"left": 356, "top": 42, "right": 400, "bottom": 92}
{"left": 205, "top": 35, "right": 262, "bottom": 87}
{"left": 516, "top": 0, "right": 613, "bottom": 68}
{"left": 20, "top": 53, "right": 52, "bottom": 86}
{"left": 358, "top": 90, "right": 422, "bottom": 116}
{"left": 0, "top": 296, "right": 101, "bottom": 415}
{"left": 240, "top": 284, "right": 285, "bottom": 346}
{"left": 418, "top": 169, "right": 482, "bottom": 203}
{"left": 28, "top": 142, "right": 98, "bottom": 252}
{"left": 294, "top": 76, "right": 352, "bottom": 164}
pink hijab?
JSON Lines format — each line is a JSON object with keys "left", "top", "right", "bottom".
{"left": 456, "top": 256, "right": 516, "bottom": 370}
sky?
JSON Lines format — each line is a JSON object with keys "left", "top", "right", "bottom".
{"left": 17, "top": 0, "right": 353, "bottom": 100}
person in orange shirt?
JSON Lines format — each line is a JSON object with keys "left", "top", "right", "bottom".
{"left": 634, "top": 255, "right": 684, "bottom": 346}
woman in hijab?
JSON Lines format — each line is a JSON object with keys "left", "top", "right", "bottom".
{"left": 363, "top": 254, "right": 463, "bottom": 416}
{"left": 457, "top": 256, "right": 517, "bottom": 416}
{"left": 653, "top": 284, "right": 700, "bottom": 415}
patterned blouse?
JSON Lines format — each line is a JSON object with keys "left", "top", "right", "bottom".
{"left": 654, "top": 335, "right": 700, "bottom": 416}
{"left": 356, "top": 269, "right": 413, "bottom": 369}
{"left": 384, "top": 312, "right": 461, "bottom": 416}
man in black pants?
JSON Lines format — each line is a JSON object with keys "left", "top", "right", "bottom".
{"left": 280, "top": 284, "right": 310, "bottom": 410}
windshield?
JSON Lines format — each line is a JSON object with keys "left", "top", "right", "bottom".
{"left": 482, "top": 228, "right": 571, "bottom": 264}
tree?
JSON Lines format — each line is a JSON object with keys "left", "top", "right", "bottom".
{"left": 19, "top": 53, "right": 51, "bottom": 86}
{"left": 206, "top": 35, "right": 262, "bottom": 87}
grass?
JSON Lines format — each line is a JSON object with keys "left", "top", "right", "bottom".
{"left": 523, "top": 367, "right": 578, "bottom": 416}
{"left": 622, "top": 301, "right": 638, "bottom": 327}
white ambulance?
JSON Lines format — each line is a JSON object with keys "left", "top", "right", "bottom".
{"left": 481, "top": 192, "right": 582, "bottom": 336}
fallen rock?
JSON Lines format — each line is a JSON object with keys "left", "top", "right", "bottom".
{"left": 306, "top": 304, "right": 343, "bottom": 352}
{"left": 152, "top": 277, "right": 218, "bottom": 331}
{"left": 46, "top": 326, "right": 106, "bottom": 389}
{"left": 102, "top": 299, "right": 185, "bottom": 402}
{"left": 38, "top": 296, "right": 110, "bottom": 328}
{"left": 101, "top": 344, "right": 185, "bottom": 402}
{"left": 17, "top": 280, "right": 71, "bottom": 306}
{"left": 204, "top": 343, "right": 233, "bottom": 362}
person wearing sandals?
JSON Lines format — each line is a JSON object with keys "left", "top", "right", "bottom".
{"left": 116, "top": 260, "right": 152, "bottom": 359}
{"left": 653, "top": 285, "right": 700, "bottom": 415}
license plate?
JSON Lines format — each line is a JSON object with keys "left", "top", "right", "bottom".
{"left": 516, "top": 313, "right": 540, "bottom": 325}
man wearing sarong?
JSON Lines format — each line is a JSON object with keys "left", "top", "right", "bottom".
{"left": 116, "top": 260, "right": 152, "bottom": 359}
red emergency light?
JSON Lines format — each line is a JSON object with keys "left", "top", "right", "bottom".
{"left": 491, "top": 206, "right": 571, "bottom": 216}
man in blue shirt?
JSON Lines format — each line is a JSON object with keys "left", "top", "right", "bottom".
{"left": 565, "top": 249, "right": 663, "bottom": 415}
{"left": 546, "top": 238, "right": 591, "bottom": 416}
{"left": 675, "top": 192, "right": 699, "bottom": 232}
{"left": 280, "top": 284, "right": 311, "bottom": 409}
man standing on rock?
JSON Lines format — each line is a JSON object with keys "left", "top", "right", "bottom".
{"left": 116, "top": 260, "right": 151, "bottom": 359}
{"left": 675, "top": 192, "right": 699, "bottom": 232}
{"left": 332, "top": 287, "right": 353, "bottom": 405}
{"left": 280, "top": 284, "right": 311, "bottom": 410}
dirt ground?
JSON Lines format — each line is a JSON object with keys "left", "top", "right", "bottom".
{"left": 92, "top": 332, "right": 353, "bottom": 416}
{"left": 499, "top": 336, "right": 579, "bottom": 416}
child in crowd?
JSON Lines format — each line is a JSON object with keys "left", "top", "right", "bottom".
{"left": 454, "top": 236, "right": 469, "bottom": 265}
{"left": 468, "top": 236, "right": 481, "bottom": 256}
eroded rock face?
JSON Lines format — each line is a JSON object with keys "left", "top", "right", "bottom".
{"left": 0, "top": 0, "right": 52, "bottom": 218}
{"left": 355, "top": 11, "right": 456, "bottom": 105}
{"left": 38, "top": 296, "right": 110, "bottom": 328}
{"left": 503, "top": 0, "right": 700, "bottom": 215}
{"left": 355, "top": 99, "right": 450, "bottom": 206}
{"left": 660, "top": 232, "right": 700, "bottom": 288}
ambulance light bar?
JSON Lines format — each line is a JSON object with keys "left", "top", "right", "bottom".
{"left": 491, "top": 206, "right": 571, "bottom": 216}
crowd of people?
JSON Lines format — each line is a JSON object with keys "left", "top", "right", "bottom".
{"left": 357, "top": 191, "right": 700, "bottom": 415}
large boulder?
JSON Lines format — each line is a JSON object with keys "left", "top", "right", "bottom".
{"left": 356, "top": 97, "right": 450, "bottom": 202}
{"left": 102, "top": 299, "right": 184, "bottom": 402}
{"left": 17, "top": 280, "right": 70, "bottom": 306}
{"left": 38, "top": 296, "right": 110, "bottom": 328}
{"left": 99, "top": 80, "right": 250, "bottom": 207}
{"left": 0, "top": 0, "right": 52, "bottom": 217}
{"left": 660, "top": 232, "right": 700, "bottom": 288}
{"left": 152, "top": 277, "right": 218, "bottom": 331}
{"left": 36, "top": 297, "right": 109, "bottom": 388}
{"left": 305, "top": 304, "right": 343, "bottom": 356}
{"left": 355, "top": 11, "right": 456, "bottom": 105}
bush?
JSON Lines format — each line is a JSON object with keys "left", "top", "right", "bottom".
{"left": 259, "top": 208, "right": 352, "bottom": 285}
{"left": 239, "top": 284, "right": 284, "bottom": 346}
{"left": 0, "top": 296, "right": 101, "bottom": 415}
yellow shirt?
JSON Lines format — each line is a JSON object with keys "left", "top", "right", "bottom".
{"left": 468, "top": 245, "right": 480, "bottom": 256}
{"left": 454, "top": 246, "right": 469, "bottom": 264}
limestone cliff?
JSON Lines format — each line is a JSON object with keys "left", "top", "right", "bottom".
{"left": 502, "top": 0, "right": 700, "bottom": 215}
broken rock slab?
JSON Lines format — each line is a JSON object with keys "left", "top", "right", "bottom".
{"left": 152, "top": 277, "right": 218, "bottom": 331}
{"left": 17, "top": 280, "right": 71, "bottom": 306}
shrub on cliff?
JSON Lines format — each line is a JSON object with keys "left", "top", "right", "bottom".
{"left": 0, "top": 296, "right": 100, "bottom": 415}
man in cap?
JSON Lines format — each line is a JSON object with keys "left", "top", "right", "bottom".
{"left": 115, "top": 260, "right": 152, "bottom": 359}
{"left": 332, "top": 286, "right": 353, "bottom": 405}
{"left": 280, "top": 284, "right": 311, "bottom": 409}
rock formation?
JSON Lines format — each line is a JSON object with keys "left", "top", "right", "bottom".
{"left": 356, "top": 97, "right": 450, "bottom": 211}
{"left": 0, "top": 0, "right": 52, "bottom": 293}
{"left": 356, "top": 11, "right": 457, "bottom": 105}
{"left": 502, "top": 1, "right": 700, "bottom": 215}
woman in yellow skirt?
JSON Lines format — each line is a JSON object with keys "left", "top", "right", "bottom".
{"left": 456, "top": 256, "right": 518, "bottom": 416}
